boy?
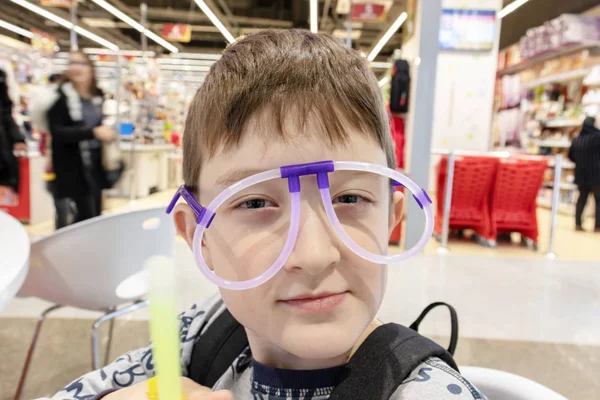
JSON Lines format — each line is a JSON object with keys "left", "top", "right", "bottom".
{"left": 46, "top": 30, "right": 483, "bottom": 400}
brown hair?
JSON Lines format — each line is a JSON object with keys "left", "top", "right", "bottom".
{"left": 183, "top": 29, "right": 395, "bottom": 187}
{"left": 65, "top": 50, "right": 99, "bottom": 94}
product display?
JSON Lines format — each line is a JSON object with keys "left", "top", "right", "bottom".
{"left": 492, "top": 13, "right": 600, "bottom": 216}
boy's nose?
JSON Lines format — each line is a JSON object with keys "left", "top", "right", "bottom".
{"left": 283, "top": 203, "right": 341, "bottom": 276}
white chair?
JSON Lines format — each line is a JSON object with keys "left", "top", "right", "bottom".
{"left": 14, "top": 207, "right": 176, "bottom": 400}
{"left": 460, "top": 366, "right": 567, "bottom": 400}
{"left": 0, "top": 211, "right": 30, "bottom": 312}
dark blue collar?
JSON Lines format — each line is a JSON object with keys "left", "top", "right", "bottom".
{"left": 252, "top": 360, "right": 343, "bottom": 390}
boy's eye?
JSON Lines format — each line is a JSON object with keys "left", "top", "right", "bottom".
{"left": 333, "top": 194, "right": 369, "bottom": 204}
{"left": 237, "top": 198, "right": 276, "bottom": 209}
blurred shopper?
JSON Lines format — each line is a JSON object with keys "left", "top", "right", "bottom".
{"left": 47, "top": 51, "right": 115, "bottom": 227}
{"left": 569, "top": 116, "right": 600, "bottom": 232}
{"left": 31, "top": 73, "right": 75, "bottom": 228}
{"left": 0, "top": 68, "right": 26, "bottom": 193}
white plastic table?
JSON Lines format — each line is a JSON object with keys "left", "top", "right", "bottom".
{"left": 0, "top": 211, "right": 30, "bottom": 311}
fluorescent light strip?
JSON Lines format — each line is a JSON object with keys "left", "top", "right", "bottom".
{"left": 74, "top": 26, "right": 119, "bottom": 51}
{"left": 378, "top": 76, "right": 389, "bottom": 87}
{"left": 310, "top": 0, "right": 318, "bottom": 33}
{"left": 368, "top": 12, "right": 407, "bottom": 62}
{"left": 371, "top": 61, "right": 392, "bottom": 69}
{"left": 144, "top": 29, "right": 179, "bottom": 53}
{"left": 10, "top": 0, "right": 72, "bottom": 29}
{"left": 90, "top": 0, "right": 178, "bottom": 53}
{"left": 90, "top": 0, "right": 143, "bottom": 31}
{"left": 194, "top": 0, "right": 235, "bottom": 44}
{"left": 10, "top": 0, "right": 119, "bottom": 50}
{"left": 0, "top": 19, "right": 33, "bottom": 38}
{"left": 498, "top": 0, "right": 530, "bottom": 19}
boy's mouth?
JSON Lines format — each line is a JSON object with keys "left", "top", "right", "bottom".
{"left": 278, "top": 291, "right": 348, "bottom": 312}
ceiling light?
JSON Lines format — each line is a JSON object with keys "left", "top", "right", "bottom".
{"left": 194, "top": 0, "right": 235, "bottom": 44}
{"left": 144, "top": 30, "right": 179, "bottom": 53}
{"left": 498, "top": 0, "right": 530, "bottom": 19}
{"left": 368, "top": 11, "right": 407, "bottom": 62}
{"left": 310, "top": 0, "right": 318, "bottom": 33}
{"left": 378, "top": 76, "right": 389, "bottom": 87}
{"left": 90, "top": 0, "right": 144, "bottom": 31}
{"left": 370, "top": 61, "right": 392, "bottom": 69}
{"left": 0, "top": 19, "right": 33, "bottom": 38}
{"left": 90, "top": 0, "right": 178, "bottom": 53}
{"left": 74, "top": 26, "right": 119, "bottom": 51}
{"left": 10, "top": 0, "right": 73, "bottom": 29}
{"left": 10, "top": 0, "right": 119, "bottom": 50}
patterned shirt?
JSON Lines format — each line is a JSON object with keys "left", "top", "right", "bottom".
{"left": 42, "top": 294, "right": 485, "bottom": 400}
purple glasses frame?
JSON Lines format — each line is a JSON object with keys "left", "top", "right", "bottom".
{"left": 166, "top": 160, "right": 433, "bottom": 290}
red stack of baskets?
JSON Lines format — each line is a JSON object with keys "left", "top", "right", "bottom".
{"left": 490, "top": 156, "right": 548, "bottom": 245}
{"left": 435, "top": 156, "right": 500, "bottom": 241}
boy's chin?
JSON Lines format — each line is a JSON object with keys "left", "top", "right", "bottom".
{"left": 277, "top": 321, "right": 366, "bottom": 366}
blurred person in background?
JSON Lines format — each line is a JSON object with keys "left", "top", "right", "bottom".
{"left": 0, "top": 68, "right": 26, "bottom": 193}
{"left": 569, "top": 116, "right": 600, "bottom": 232}
{"left": 47, "top": 51, "right": 115, "bottom": 227}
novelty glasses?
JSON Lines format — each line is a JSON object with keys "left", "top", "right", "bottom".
{"left": 166, "top": 160, "right": 433, "bottom": 290}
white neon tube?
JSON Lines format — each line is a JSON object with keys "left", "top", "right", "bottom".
{"left": 310, "top": 0, "right": 318, "bottom": 33}
{"left": 90, "top": 0, "right": 144, "bottom": 31}
{"left": 0, "top": 19, "right": 33, "bottom": 38}
{"left": 10, "top": 0, "right": 119, "bottom": 50}
{"left": 368, "top": 11, "right": 407, "bottom": 62}
{"left": 194, "top": 0, "right": 235, "bottom": 44}
{"left": 371, "top": 61, "right": 392, "bottom": 69}
{"left": 90, "top": 0, "right": 178, "bottom": 53}
{"left": 498, "top": 0, "right": 530, "bottom": 19}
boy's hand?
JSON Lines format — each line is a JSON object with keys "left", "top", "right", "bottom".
{"left": 103, "top": 377, "right": 232, "bottom": 400}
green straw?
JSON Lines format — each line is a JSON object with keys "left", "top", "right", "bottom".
{"left": 146, "top": 255, "right": 182, "bottom": 400}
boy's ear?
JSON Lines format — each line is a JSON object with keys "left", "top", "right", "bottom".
{"left": 389, "top": 191, "right": 404, "bottom": 235}
{"left": 172, "top": 203, "right": 214, "bottom": 271}
{"left": 173, "top": 203, "right": 197, "bottom": 249}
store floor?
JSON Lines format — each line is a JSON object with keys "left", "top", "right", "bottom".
{"left": 2, "top": 191, "right": 599, "bottom": 398}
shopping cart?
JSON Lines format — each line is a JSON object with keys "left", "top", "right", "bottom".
{"left": 434, "top": 155, "right": 500, "bottom": 246}
{"left": 490, "top": 156, "right": 547, "bottom": 250}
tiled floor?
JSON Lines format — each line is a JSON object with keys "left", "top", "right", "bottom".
{"left": 3, "top": 190, "right": 600, "bottom": 398}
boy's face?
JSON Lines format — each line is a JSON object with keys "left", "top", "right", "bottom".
{"left": 176, "top": 115, "right": 403, "bottom": 369}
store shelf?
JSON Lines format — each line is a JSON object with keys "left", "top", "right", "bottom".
{"left": 498, "top": 41, "right": 600, "bottom": 76}
{"left": 537, "top": 198, "right": 575, "bottom": 215}
{"left": 534, "top": 140, "right": 571, "bottom": 148}
{"left": 543, "top": 182, "right": 577, "bottom": 190}
{"left": 542, "top": 119, "right": 583, "bottom": 128}
{"left": 523, "top": 68, "right": 590, "bottom": 89}
{"left": 548, "top": 160, "right": 575, "bottom": 169}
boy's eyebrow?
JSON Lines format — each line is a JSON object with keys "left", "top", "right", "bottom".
{"left": 215, "top": 168, "right": 270, "bottom": 186}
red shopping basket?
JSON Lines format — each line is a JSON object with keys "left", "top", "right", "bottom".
{"left": 490, "top": 156, "right": 547, "bottom": 243}
{"left": 435, "top": 155, "right": 499, "bottom": 240}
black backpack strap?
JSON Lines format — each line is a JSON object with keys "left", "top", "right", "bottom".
{"left": 329, "top": 323, "right": 458, "bottom": 400}
{"left": 187, "top": 308, "right": 249, "bottom": 388}
{"left": 409, "top": 302, "right": 459, "bottom": 355}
